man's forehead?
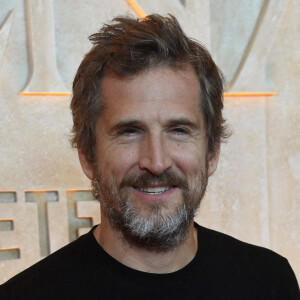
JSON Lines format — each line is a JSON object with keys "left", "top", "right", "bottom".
{"left": 96, "top": 66, "right": 204, "bottom": 132}
{"left": 100, "top": 65, "right": 201, "bottom": 106}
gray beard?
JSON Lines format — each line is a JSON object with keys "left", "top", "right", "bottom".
{"left": 92, "top": 168, "right": 208, "bottom": 252}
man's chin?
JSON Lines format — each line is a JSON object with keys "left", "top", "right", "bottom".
{"left": 109, "top": 200, "right": 193, "bottom": 252}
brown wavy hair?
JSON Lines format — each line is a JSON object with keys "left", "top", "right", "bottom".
{"left": 70, "top": 14, "right": 229, "bottom": 163}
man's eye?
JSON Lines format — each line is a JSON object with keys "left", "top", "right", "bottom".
{"left": 169, "top": 127, "right": 189, "bottom": 135}
{"left": 119, "top": 128, "right": 140, "bottom": 136}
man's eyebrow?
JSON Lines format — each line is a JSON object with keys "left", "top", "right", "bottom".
{"left": 166, "top": 117, "right": 200, "bottom": 129}
{"left": 110, "top": 117, "right": 200, "bottom": 132}
{"left": 110, "top": 119, "right": 141, "bottom": 132}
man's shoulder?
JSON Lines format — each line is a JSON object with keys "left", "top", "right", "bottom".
{"left": 0, "top": 227, "right": 97, "bottom": 298}
{"left": 16, "top": 229, "right": 91, "bottom": 275}
{"left": 192, "top": 223, "right": 300, "bottom": 299}
{"left": 196, "top": 222, "right": 287, "bottom": 263}
{"left": 196, "top": 223, "right": 300, "bottom": 295}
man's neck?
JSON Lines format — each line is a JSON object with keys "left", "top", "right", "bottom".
{"left": 93, "top": 216, "right": 198, "bottom": 274}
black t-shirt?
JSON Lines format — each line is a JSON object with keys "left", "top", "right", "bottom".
{"left": 1, "top": 223, "right": 299, "bottom": 299}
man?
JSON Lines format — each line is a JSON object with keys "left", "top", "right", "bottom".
{"left": 1, "top": 14, "right": 299, "bottom": 299}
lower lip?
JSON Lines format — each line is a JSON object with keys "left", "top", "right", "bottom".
{"left": 132, "top": 187, "right": 178, "bottom": 201}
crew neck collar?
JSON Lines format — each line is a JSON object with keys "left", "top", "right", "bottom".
{"left": 87, "top": 222, "right": 202, "bottom": 285}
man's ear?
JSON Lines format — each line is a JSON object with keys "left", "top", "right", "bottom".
{"left": 207, "top": 142, "right": 220, "bottom": 177}
{"left": 78, "top": 148, "right": 95, "bottom": 180}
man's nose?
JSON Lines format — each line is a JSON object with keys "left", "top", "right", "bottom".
{"left": 138, "top": 134, "right": 172, "bottom": 175}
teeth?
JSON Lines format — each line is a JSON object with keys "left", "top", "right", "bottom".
{"left": 135, "top": 186, "right": 170, "bottom": 194}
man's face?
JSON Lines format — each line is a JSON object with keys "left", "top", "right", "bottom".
{"left": 79, "top": 65, "right": 219, "bottom": 251}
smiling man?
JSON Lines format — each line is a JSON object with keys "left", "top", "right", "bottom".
{"left": 1, "top": 14, "right": 299, "bottom": 300}
{"left": 83, "top": 65, "right": 215, "bottom": 261}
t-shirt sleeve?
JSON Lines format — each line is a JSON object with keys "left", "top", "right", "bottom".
{"left": 0, "top": 284, "right": 10, "bottom": 300}
{"left": 279, "top": 258, "right": 300, "bottom": 299}
{"left": 0, "top": 279, "right": 35, "bottom": 300}
{"left": 0, "top": 265, "right": 40, "bottom": 300}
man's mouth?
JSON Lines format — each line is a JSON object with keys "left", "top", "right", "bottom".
{"left": 134, "top": 186, "right": 171, "bottom": 195}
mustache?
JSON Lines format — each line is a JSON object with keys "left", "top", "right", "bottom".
{"left": 120, "top": 169, "right": 188, "bottom": 189}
